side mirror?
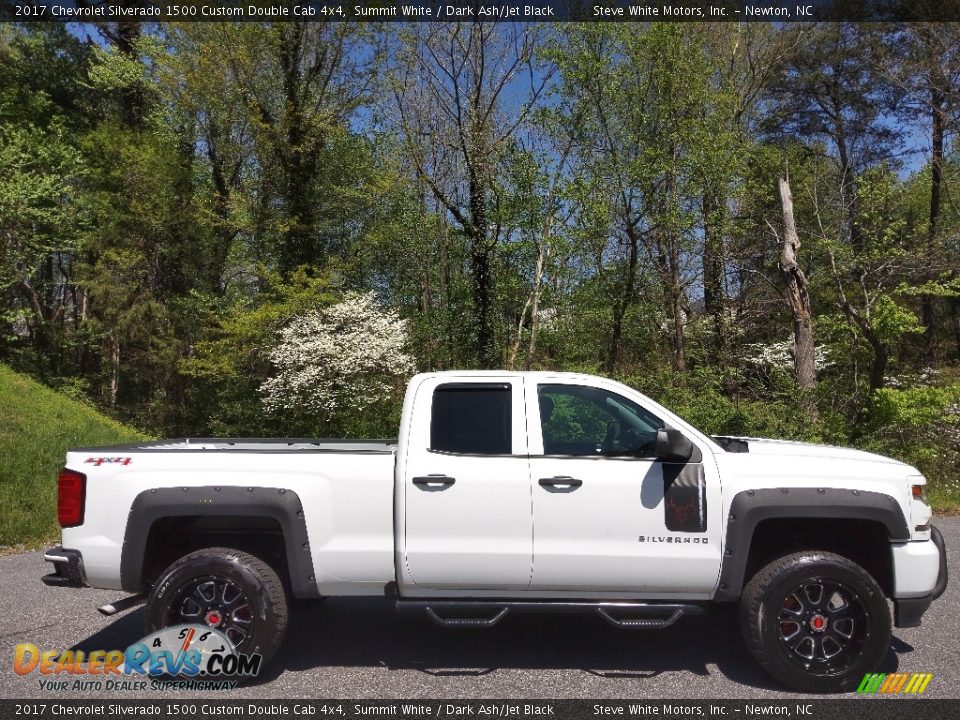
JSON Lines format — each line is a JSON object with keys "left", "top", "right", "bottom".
{"left": 655, "top": 428, "right": 693, "bottom": 463}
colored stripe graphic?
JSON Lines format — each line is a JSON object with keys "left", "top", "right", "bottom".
{"left": 857, "top": 672, "right": 932, "bottom": 694}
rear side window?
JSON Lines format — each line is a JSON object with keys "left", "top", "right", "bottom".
{"left": 430, "top": 383, "right": 512, "bottom": 455}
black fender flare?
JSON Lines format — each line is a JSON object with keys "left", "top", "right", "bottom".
{"left": 714, "top": 487, "right": 909, "bottom": 602}
{"left": 120, "top": 485, "right": 319, "bottom": 598}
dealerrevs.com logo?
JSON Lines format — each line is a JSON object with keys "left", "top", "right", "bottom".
{"left": 13, "top": 624, "right": 262, "bottom": 691}
{"left": 857, "top": 672, "right": 934, "bottom": 694}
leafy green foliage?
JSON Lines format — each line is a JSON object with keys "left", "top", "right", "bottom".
{"left": 2, "top": 22, "right": 960, "bottom": 515}
{"left": 0, "top": 122, "right": 85, "bottom": 289}
{"left": 861, "top": 382, "right": 960, "bottom": 509}
{"left": 626, "top": 367, "right": 829, "bottom": 443}
{"left": 180, "top": 270, "right": 336, "bottom": 435}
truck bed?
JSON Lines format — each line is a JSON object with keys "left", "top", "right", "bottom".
{"left": 65, "top": 436, "right": 398, "bottom": 593}
{"left": 72, "top": 438, "right": 397, "bottom": 453}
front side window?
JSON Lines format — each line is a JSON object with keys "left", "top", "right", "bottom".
{"left": 430, "top": 383, "right": 512, "bottom": 455}
{"left": 538, "top": 384, "right": 663, "bottom": 457}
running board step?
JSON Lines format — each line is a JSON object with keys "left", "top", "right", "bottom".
{"left": 596, "top": 606, "right": 683, "bottom": 629}
{"left": 425, "top": 606, "right": 509, "bottom": 628}
{"left": 97, "top": 593, "right": 145, "bottom": 617}
{"left": 395, "top": 600, "right": 703, "bottom": 630}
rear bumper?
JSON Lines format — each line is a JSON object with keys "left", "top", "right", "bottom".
{"left": 892, "top": 524, "right": 947, "bottom": 628}
{"left": 41, "top": 546, "right": 86, "bottom": 588}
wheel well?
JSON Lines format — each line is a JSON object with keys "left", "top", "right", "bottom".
{"left": 141, "top": 515, "right": 290, "bottom": 591}
{"left": 743, "top": 518, "right": 894, "bottom": 597}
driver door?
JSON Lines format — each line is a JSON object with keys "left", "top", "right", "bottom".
{"left": 525, "top": 378, "right": 717, "bottom": 595}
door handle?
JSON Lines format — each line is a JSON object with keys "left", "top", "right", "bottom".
{"left": 412, "top": 475, "right": 456, "bottom": 488}
{"left": 538, "top": 476, "right": 583, "bottom": 488}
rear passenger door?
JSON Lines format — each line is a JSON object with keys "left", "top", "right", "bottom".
{"left": 402, "top": 377, "right": 533, "bottom": 589}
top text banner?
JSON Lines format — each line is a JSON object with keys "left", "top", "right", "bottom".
{"left": 4, "top": 0, "right": 960, "bottom": 22}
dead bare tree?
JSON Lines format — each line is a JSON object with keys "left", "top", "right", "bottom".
{"left": 775, "top": 173, "right": 817, "bottom": 390}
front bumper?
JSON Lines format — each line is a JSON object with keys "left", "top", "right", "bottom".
{"left": 41, "top": 546, "right": 86, "bottom": 588}
{"left": 931, "top": 524, "right": 949, "bottom": 599}
{"left": 893, "top": 524, "right": 948, "bottom": 628}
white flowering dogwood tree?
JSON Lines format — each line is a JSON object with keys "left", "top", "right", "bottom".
{"left": 261, "top": 292, "right": 415, "bottom": 421}
{"left": 744, "top": 340, "right": 833, "bottom": 373}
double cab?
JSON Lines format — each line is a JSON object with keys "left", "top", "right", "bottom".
{"left": 43, "top": 372, "right": 947, "bottom": 692}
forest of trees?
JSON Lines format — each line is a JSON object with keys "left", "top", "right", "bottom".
{"left": 2, "top": 21, "right": 959, "bottom": 507}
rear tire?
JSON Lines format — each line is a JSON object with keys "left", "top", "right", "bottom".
{"left": 739, "top": 551, "right": 891, "bottom": 693}
{"left": 146, "top": 547, "right": 289, "bottom": 665}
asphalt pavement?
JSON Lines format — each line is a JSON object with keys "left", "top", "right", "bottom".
{"left": 0, "top": 517, "right": 956, "bottom": 700}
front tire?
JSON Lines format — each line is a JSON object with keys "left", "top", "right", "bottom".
{"left": 740, "top": 551, "right": 891, "bottom": 693}
{"left": 146, "top": 547, "right": 289, "bottom": 665}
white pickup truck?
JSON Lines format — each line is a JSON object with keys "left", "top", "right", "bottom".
{"left": 43, "top": 371, "right": 946, "bottom": 692}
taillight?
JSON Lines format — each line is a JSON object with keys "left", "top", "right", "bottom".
{"left": 57, "top": 468, "right": 86, "bottom": 528}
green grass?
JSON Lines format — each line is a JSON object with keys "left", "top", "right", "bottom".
{"left": 0, "top": 365, "right": 146, "bottom": 548}
{"left": 927, "top": 485, "right": 960, "bottom": 515}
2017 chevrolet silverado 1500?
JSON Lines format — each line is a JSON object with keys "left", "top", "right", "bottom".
{"left": 42, "top": 372, "right": 947, "bottom": 692}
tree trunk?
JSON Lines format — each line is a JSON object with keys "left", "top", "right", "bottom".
{"left": 652, "top": 232, "right": 687, "bottom": 373}
{"left": 436, "top": 209, "right": 455, "bottom": 369}
{"left": 702, "top": 192, "right": 726, "bottom": 365}
{"left": 507, "top": 294, "right": 533, "bottom": 371}
{"left": 417, "top": 185, "right": 434, "bottom": 368}
{"left": 867, "top": 333, "right": 889, "bottom": 391}
{"left": 828, "top": 70, "right": 862, "bottom": 255}
{"left": 525, "top": 241, "right": 546, "bottom": 371}
{"left": 16, "top": 279, "right": 54, "bottom": 372}
{"left": 468, "top": 169, "right": 495, "bottom": 368}
{"left": 205, "top": 121, "right": 241, "bottom": 293}
{"left": 606, "top": 227, "right": 639, "bottom": 373}
{"left": 519, "top": 139, "right": 569, "bottom": 371}
{"left": 663, "top": 145, "right": 686, "bottom": 371}
{"left": 276, "top": 24, "right": 322, "bottom": 276}
{"left": 922, "top": 83, "right": 945, "bottom": 359}
{"left": 671, "top": 284, "right": 687, "bottom": 372}
{"left": 507, "top": 237, "right": 548, "bottom": 371}
{"left": 778, "top": 176, "right": 817, "bottom": 389}
{"left": 109, "top": 333, "right": 120, "bottom": 409}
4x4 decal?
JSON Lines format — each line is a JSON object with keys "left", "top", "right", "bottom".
{"left": 84, "top": 457, "right": 132, "bottom": 467}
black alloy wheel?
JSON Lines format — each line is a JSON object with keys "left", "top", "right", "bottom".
{"left": 740, "top": 551, "right": 891, "bottom": 693}
{"left": 776, "top": 578, "right": 869, "bottom": 675}
{"left": 171, "top": 576, "right": 255, "bottom": 648}
{"left": 146, "top": 547, "right": 289, "bottom": 664}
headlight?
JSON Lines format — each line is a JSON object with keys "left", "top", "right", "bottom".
{"left": 908, "top": 474, "right": 932, "bottom": 537}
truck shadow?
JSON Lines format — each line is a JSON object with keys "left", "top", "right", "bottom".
{"left": 257, "top": 599, "right": 904, "bottom": 692}
{"left": 71, "top": 598, "right": 906, "bottom": 693}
